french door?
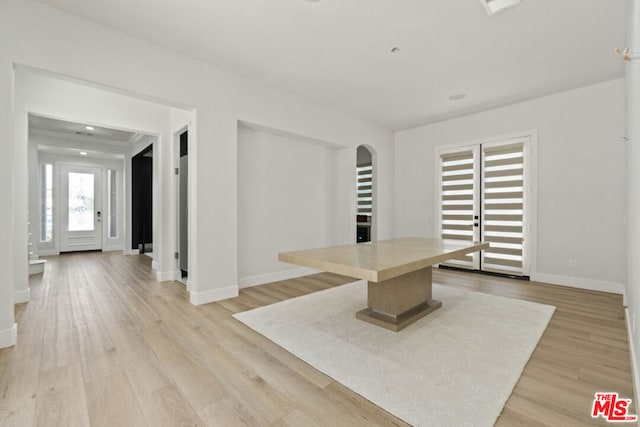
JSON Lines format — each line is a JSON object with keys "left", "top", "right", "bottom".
{"left": 438, "top": 137, "right": 530, "bottom": 277}
{"left": 59, "top": 165, "right": 103, "bottom": 252}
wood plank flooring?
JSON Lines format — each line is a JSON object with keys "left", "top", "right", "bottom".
{"left": 0, "top": 251, "right": 634, "bottom": 426}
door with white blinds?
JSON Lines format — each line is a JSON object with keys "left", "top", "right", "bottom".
{"left": 439, "top": 146, "right": 481, "bottom": 270}
{"left": 481, "top": 140, "right": 527, "bottom": 275}
{"left": 438, "top": 137, "right": 529, "bottom": 277}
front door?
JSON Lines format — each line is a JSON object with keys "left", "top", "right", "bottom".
{"left": 60, "top": 164, "right": 103, "bottom": 252}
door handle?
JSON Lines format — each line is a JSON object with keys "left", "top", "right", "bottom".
{"left": 97, "top": 211, "right": 101, "bottom": 222}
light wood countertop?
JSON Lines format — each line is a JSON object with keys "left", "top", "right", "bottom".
{"left": 278, "top": 237, "right": 489, "bottom": 282}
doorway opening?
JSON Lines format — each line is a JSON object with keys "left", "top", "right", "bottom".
{"left": 131, "top": 144, "right": 153, "bottom": 255}
{"left": 28, "top": 114, "right": 132, "bottom": 259}
{"left": 356, "top": 145, "right": 375, "bottom": 243}
{"left": 177, "top": 130, "right": 189, "bottom": 280}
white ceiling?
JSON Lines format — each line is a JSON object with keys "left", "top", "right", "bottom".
{"left": 29, "top": 114, "right": 154, "bottom": 159}
{"left": 35, "top": 0, "right": 627, "bottom": 130}
{"left": 29, "top": 114, "right": 141, "bottom": 143}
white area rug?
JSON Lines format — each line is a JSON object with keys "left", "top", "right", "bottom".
{"left": 233, "top": 281, "right": 555, "bottom": 427}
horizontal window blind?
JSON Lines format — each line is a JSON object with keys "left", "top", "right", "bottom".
{"left": 357, "top": 164, "right": 373, "bottom": 217}
{"left": 481, "top": 142, "right": 525, "bottom": 275}
{"left": 440, "top": 149, "right": 478, "bottom": 269}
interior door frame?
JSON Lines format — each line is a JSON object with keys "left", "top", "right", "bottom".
{"left": 174, "top": 123, "right": 192, "bottom": 285}
{"left": 131, "top": 144, "right": 154, "bottom": 254}
{"left": 433, "top": 129, "right": 538, "bottom": 277}
{"left": 57, "top": 162, "right": 105, "bottom": 252}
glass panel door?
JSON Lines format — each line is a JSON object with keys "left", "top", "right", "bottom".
{"left": 438, "top": 145, "right": 481, "bottom": 269}
{"left": 68, "top": 172, "right": 95, "bottom": 232}
{"left": 438, "top": 137, "right": 530, "bottom": 277}
{"left": 59, "top": 165, "right": 103, "bottom": 252}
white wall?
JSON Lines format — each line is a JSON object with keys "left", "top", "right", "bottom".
{"left": 237, "top": 125, "right": 342, "bottom": 286}
{"left": 625, "top": 0, "right": 640, "bottom": 403}
{"left": 0, "top": 62, "right": 16, "bottom": 348}
{"left": 0, "top": 0, "right": 394, "bottom": 346}
{"left": 395, "top": 79, "right": 626, "bottom": 293}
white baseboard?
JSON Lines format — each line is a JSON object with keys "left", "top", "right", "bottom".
{"left": 186, "top": 279, "right": 193, "bottom": 291}
{"left": 28, "top": 259, "right": 46, "bottom": 275}
{"left": 123, "top": 249, "right": 140, "bottom": 256}
{"left": 0, "top": 323, "right": 17, "bottom": 349}
{"left": 532, "top": 273, "right": 625, "bottom": 295}
{"left": 14, "top": 288, "right": 30, "bottom": 304}
{"left": 156, "top": 270, "right": 178, "bottom": 282}
{"left": 190, "top": 285, "right": 239, "bottom": 306}
{"left": 151, "top": 261, "right": 159, "bottom": 271}
{"left": 626, "top": 308, "right": 640, "bottom": 410}
{"left": 38, "top": 249, "right": 59, "bottom": 256}
{"left": 102, "top": 245, "right": 123, "bottom": 252}
{"left": 238, "top": 267, "right": 322, "bottom": 289}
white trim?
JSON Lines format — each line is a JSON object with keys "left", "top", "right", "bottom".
{"left": 186, "top": 279, "right": 193, "bottom": 291}
{"left": 190, "top": 285, "right": 238, "bottom": 306}
{"left": 156, "top": 270, "right": 177, "bottom": 282}
{"left": 0, "top": 323, "right": 17, "bottom": 349}
{"left": 625, "top": 308, "right": 640, "bottom": 413}
{"left": 174, "top": 123, "right": 190, "bottom": 285}
{"left": 123, "top": 248, "right": 140, "bottom": 255}
{"left": 238, "top": 267, "right": 322, "bottom": 289}
{"left": 151, "top": 260, "right": 158, "bottom": 271}
{"left": 532, "top": 273, "right": 625, "bottom": 295}
{"left": 14, "top": 289, "right": 30, "bottom": 304}
{"left": 102, "top": 245, "right": 123, "bottom": 252}
{"left": 433, "top": 129, "right": 539, "bottom": 152}
{"left": 28, "top": 259, "right": 46, "bottom": 275}
{"left": 38, "top": 249, "right": 60, "bottom": 256}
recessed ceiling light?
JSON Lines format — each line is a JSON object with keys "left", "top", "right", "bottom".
{"left": 480, "top": 0, "right": 521, "bottom": 16}
{"left": 85, "top": 126, "right": 95, "bottom": 131}
{"left": 448, "top": 94, "right": 467, "bottom": 101}
{"left": 390, "top": 47, "right": 400, "bottom": 53}
{"left": 79, "top": 151, "right": 88, "bottom": 156}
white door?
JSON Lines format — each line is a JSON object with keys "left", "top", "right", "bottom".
{"left": 437, "top": 145, "right": 481, "bottom": 270}
{"left": 480, "top": 139, "right": 529, "bottom": 276}
{"left": 59, "top": 165, "right": 103, "bottom": 252}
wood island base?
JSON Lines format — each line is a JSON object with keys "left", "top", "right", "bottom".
{"left": 355, "top": 266, "right": 442, "bottom": 332}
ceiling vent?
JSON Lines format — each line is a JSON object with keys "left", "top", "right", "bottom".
{"left": 481, "top": 0, "right": 521, "bottom": 16}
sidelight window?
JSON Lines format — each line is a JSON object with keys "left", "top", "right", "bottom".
{"left": 40, "top": 163, "right": 54, "bottom": 242}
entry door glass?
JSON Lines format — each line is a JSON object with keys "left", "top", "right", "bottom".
{"left": 60, "top": 165, "right": 102, "bottom": 252}
{"left": 68, "top": 172, "right": 95, "bottom": 231}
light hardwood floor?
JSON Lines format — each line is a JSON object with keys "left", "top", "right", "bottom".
{"left": 0, "top": 251, "right": 634, "bottom": 426}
